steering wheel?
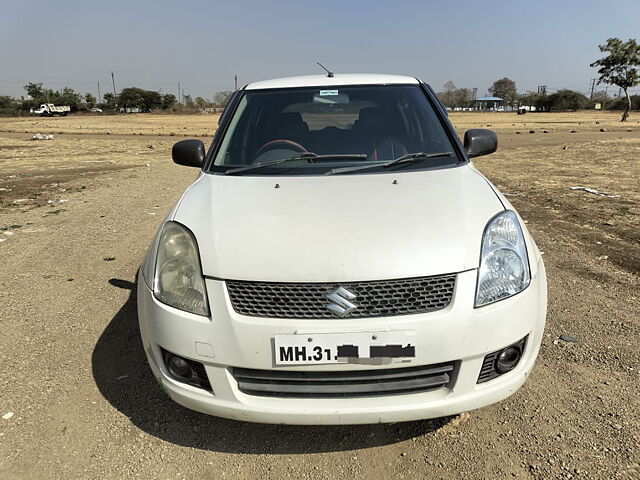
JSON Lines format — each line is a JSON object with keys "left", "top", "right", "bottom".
{"left": 255, "top": 139, "right": 307, "bottom": 158}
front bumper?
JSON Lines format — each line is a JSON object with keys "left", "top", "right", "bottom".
{"left": 137, "top": 264, "right": 546, "bottom": 425}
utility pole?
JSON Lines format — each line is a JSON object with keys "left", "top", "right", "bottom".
{"left": 589, "top": 79, "right": 596, "bottom": 100}
{"left": 97, "top": 81, "right": 101, "bottom": 104}
{"left": 111, "top": 71, "right": 117, "bottom": 104}
{"left": 178, "top": 82, "right": 181, "bottom": 104}
{"left": 234, "top": 74, "right": 238, "bottom": 91}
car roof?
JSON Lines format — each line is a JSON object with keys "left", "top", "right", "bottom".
{"left": 245, "top": 74, "right": 420, "bottom": 90}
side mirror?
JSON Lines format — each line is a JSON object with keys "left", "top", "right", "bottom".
{"left": 172, "top": 140, "right": 205, "bottom": 168}
{"left": 464, "top": 129, "right": 498, "bottom": 158}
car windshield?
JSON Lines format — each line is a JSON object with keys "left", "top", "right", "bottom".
{"left": 211, "top": 84, "right": 459, "bottom": 175}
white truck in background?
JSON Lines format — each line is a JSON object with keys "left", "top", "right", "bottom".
{"left": 31, "top": 104, "right": 71, "bottom": 117}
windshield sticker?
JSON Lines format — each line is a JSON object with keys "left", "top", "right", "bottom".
{"left": 319, "top": 90, "right": 339, "bottom": 96}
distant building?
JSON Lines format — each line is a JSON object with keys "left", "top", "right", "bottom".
{"left": 203, "top": 107, "right": 224, "bottom": 114}
{"left": 475, "top": 96, "right": 504, "bottom": 111}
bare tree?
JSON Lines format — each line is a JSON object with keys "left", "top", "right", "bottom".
{"left": 213, "top": 90, "right": 234, "bottom": 108}
{"left": 437, "top": 82, "right": 474, "bottom": 109}
{"left": 438, "top": 81, "right": 457, "bottom": 108}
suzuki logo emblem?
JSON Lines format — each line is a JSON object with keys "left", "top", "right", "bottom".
{"left": 325, "top": 287, "right": 358, "bottom": 317}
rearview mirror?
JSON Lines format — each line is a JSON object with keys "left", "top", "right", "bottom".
{"left": 172, "top": 140, "right": 205, "bottom": 168}
{"left": 464, "top": 129, "right": 498, "bottom": 158}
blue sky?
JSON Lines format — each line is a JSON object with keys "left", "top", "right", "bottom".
{"left": 1, "top": 0, "right": 639, "bottom": 99}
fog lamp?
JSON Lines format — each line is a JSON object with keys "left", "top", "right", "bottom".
{"left": 167, "top": 354, "right": 192, "bottom": 378}
{"left": 495, "top": 346, "right": 521, "bottom": 373}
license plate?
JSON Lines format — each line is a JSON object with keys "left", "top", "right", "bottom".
{"left": 274, "top": 331, "right": 416, "bottom": 366}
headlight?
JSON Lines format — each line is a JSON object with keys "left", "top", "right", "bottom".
{"left": 153, "top": 222, "right": 209, "bottom": 316}
{"left": 475, "top": 211, "right": 530, "bottom": 307}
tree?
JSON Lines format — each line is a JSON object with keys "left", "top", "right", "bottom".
{"left": 54, "top": 87, "right": 83, "bottom": 110}
{"left": 518, "top": 91, "right": 542, "bottom": 108}
{"left": 454, "top": 88, "right": 473, "bottom": 108}
{"left": 0, "top": 95, "right": 17, "bottom": 114}
{"left": 590, "top": 90, "right": 611, "bottom": 109}
{"left": 183, "top": 94, "right": 195, "bottom": 110}
{"left": 547, "top": 90, "right": 589, "bottom": 111}
{"left": 102, "top": 92, "right": 116, "bottom": 109}
{"left": 118, "top": 87, "right": 162, "bottom": 111}
{"left": 85, "top": 93, "right": 96, "bottom": 108}
{"left": 443, "top": 80, "right": 456, "bottom": 91}
{"left": 489, "top": 77, "right": 517, "bottom": 105}
{"left": 23, "top": 82, "right": 53, "bottom": 109}
{"left": 436, "top": 82, "right": 474, "bottom": 108}
{"left": 118, "top": 87, "right": 144, "bottom": 111}
{"left": 161, "top": 93, "right": 177, "bottom": 110}
{"left": 591, "top": 90, "right": 610, "bottom": 103}
{"left": 24, "top": 82, "right": 45, "bottom": 100}
{"left": 195, "top": 96, "right": 209, "bottom": 111}
{"left": 590, "top": 37, "right": 640, "bottom": 121}
{"left": 519, "top": 89, "right": 588, "bottom": 112}
{"left": 140, "top": 90, "right": 162, "bottom": 111}
{"left": 609, "top": 94, "right": 640, "bottom": 111}
{"left": 213, "top": 90, "right": 233, "bottom": 108}
{"left": 21, "top": 82, "right": 87, "bottom": 111}
{"left": 438, "top": 81, "right": 457, "bottom": 108}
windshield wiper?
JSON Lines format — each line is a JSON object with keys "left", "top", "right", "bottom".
{"left": 225, "top": 152, "right": 317, "bottom": 174}
{"left": 328, "top": 151, "right": 454, "bottom": 175}
{"left": 225, "top": 153, "right": 367, "bottom": 175}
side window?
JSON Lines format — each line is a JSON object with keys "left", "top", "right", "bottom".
{"left": 230, "top": 103, "right": 263, "bottom": 164}
{"left": 422, "top": 83, "right": 448, "bottom": 117}
{"left": 214, "top": 95, "right": 248, "bottom": 164}
{"left": 217, "top": 90, "right": 242, "bottom": 126}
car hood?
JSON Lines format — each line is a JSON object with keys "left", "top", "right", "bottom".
{"left": 173, "top": 165, "right": 504, "bottom": 282}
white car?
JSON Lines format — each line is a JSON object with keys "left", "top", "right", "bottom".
{"left": 137, "top": 74, "right": 547, "bottom": 425}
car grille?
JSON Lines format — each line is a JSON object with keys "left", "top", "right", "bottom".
{"left": 232, "top": 362, "right": 457, "bottom": 398}
{"left": 226, "top": 274, "right": 456, "bottom": 319}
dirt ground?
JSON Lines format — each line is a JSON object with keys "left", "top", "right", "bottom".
{"left": 0, "top": 111, "right": 638, "bottom": 479}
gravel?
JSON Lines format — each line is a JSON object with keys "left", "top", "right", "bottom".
{"left": 0, "top": 113, "right": 638, "bottom": 479}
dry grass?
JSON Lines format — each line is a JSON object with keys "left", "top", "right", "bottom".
{"left": 0, "top": 111, "right": 638, "bottom": 273}
{"left": 449, "top": 110, "right": 640, "bottom": 132}
{"left": 0, "top": 113, "right": 220, "bottom": 136}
